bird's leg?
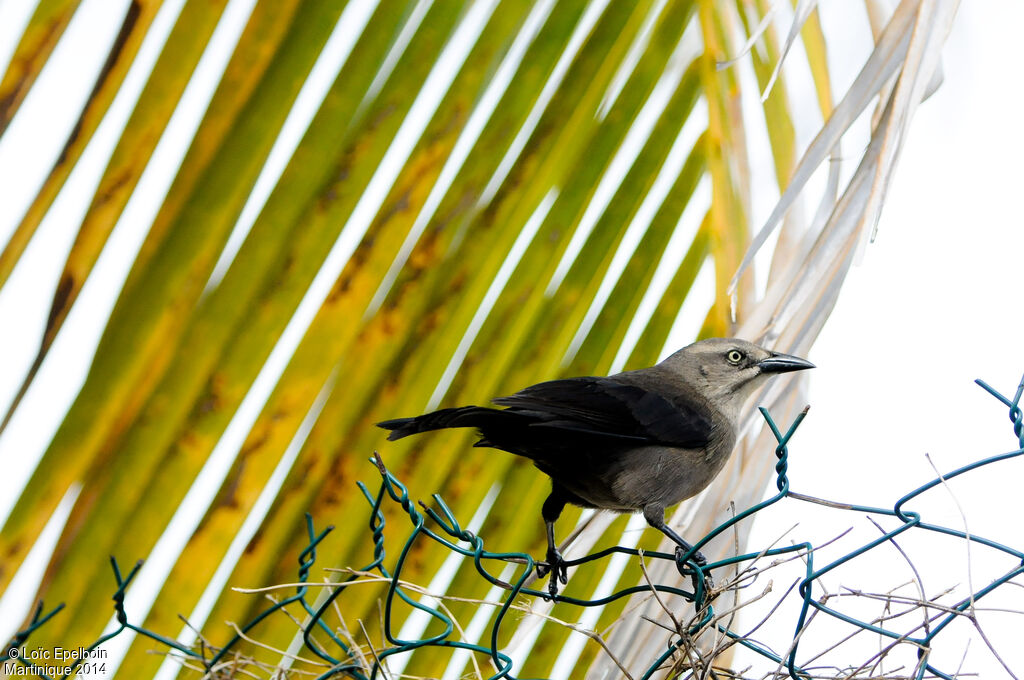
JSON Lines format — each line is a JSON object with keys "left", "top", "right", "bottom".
{"left": 642, "top": 504, "right": 706, "bottom": 566}
{"left": 536, "top": 490, "right": 569, "bottom": 598}
{"left": 643, "top": 501, "right": 708, "bottom": 598}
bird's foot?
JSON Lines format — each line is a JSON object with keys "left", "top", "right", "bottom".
{"left": 675, "top": 545, "right": 713, "bottom": 600}
{"left": 674, "top": 544, "right": 707, "bottom": 567}
{"left": 536, "top": 547, "right": 569, "bottom": 599}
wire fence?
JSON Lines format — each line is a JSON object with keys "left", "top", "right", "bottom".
{"left": 5, "top": 373, "right": 1023, "bottom": 680}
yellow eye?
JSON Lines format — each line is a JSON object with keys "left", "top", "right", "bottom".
{"left": 727, "top": 350, "right": 744, "bottom": 365}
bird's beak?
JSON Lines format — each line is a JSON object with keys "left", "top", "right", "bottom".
{"left": 758, "top": 351, "right": 815, "bottom": 374}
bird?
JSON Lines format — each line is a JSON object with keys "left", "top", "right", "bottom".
{"left": 377, "top": 337, "right": 814, "bottom": 597}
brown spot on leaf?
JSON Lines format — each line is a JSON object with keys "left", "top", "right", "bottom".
{"left": 45, "top": 272, "right": 75, "bottom": 334}
{"left": 55, "top": 2, "right": 141, "bottom": 165}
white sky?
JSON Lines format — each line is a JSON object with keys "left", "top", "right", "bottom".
{"left": 0, "top": 1, "right": 1021, "bottom": 678}
{"left": 737, "top": 3, "right": 1024, "bottom": 677}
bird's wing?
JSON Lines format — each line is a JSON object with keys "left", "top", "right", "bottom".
{"left": 492, "top": 376, "right": 712, "bottom": 448}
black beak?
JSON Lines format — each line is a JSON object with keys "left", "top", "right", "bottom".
{"left": 758, "top": 351, "right": 815, "bottom": 374}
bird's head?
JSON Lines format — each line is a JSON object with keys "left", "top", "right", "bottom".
{"left": 660, "top": 338, "right": 815, "bottom": 420}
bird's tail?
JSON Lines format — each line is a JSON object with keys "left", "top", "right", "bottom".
{"left": 377, "top": 406, "right": 505, "bottom": 441}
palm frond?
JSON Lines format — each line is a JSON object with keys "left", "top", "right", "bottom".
{"left": 0, "top": 0, "right": 957, "bottom": 676}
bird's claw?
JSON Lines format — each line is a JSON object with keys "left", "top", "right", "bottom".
{"left": 674, "top": 546, "right": 713, "bottom": 599}
{"left": 674, "top": 544, "right": 707, "bottom": 567}
{"left": 537, "top": 547, "right": 569, "bottom": 598}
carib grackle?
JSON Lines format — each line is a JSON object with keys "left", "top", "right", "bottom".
{"left": 378, "top": 337, "right": 814, "bottom": 596}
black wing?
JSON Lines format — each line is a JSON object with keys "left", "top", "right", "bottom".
{"left": 492, "top": 376, "right": 712, "bottom": 449}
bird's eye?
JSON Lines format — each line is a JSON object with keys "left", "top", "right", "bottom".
{"left": 726, "top": 349, "right": 744, "bottom": 365}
